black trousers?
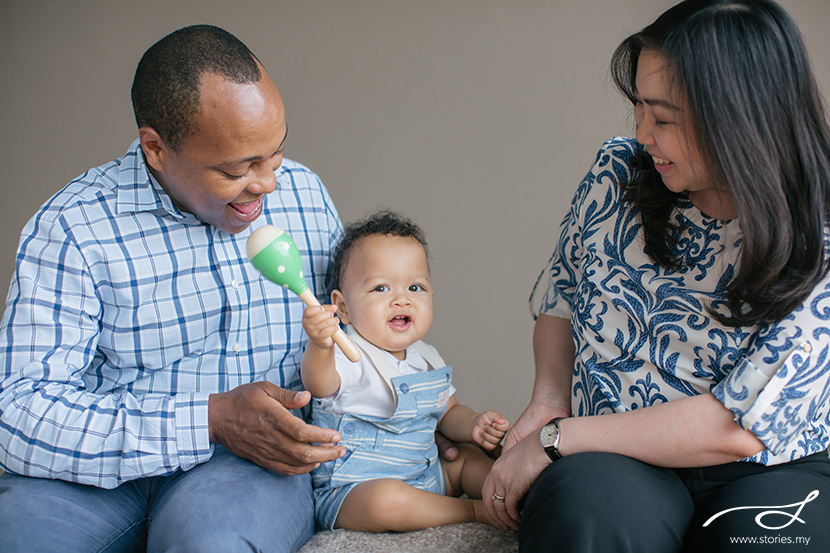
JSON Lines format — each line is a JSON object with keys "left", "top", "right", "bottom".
{"left": 519, "top": 451, "right": 830, "bottom": 552}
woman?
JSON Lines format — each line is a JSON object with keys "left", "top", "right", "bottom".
{"left": 483, "top": 1, "right": 830, "bottom": 551}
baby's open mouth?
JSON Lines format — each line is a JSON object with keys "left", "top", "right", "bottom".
{"left": 389, "top": 315, "right": 411, "bottom": 329}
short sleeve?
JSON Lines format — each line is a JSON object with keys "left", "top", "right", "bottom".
{"left": 712, "top": 277, "right": 830, "bottom": 457}
{"left": 530, "top": 138, "right": 635, "bottom": 320}
{"left": 315, "top": 345, "right": 357, "bottom": 407}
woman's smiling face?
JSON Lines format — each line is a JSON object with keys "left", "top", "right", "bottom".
{"left": 634, "top": 50, "right": 732, "bottom": 218}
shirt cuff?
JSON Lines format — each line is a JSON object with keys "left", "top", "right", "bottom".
{"left": 533, "top": 289, "right": 573, "bottom": 320}
{"left": 173, "top": 392, "right": 213, "bottom": 470}
{"left": 712, "top": 338, "right": 824, "bottom": 455}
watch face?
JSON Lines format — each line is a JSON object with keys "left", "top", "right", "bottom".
{"left": 540, "top": 423, "right": 559, "bottom": 448}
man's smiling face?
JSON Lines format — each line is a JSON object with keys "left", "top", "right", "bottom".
{"left": 145, "top": 66, "right": 287, "bottom": 234}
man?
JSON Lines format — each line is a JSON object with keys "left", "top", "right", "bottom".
{"left": 0, "top": 25, "right": 345, "bottom": 552}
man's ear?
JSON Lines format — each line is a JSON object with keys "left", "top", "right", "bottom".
{"left": 138, "top": 126, "right": 168, "bottom": 173}
{"left": 331, "top": 289, "right": 351, "bottom": 325}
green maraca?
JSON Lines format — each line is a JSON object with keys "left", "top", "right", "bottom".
{"left": 247, "top": 225, "right": 361, "bottom": 362}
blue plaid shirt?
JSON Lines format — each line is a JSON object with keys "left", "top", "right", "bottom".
{"left": 0, "top": 139, "right": 342, "bottom": 488}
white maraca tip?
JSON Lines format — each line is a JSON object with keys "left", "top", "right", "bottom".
{"left": 246, "top": 225, "right": 286, "bottom": 261}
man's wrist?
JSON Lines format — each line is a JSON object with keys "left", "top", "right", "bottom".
{"left": 207, "top": 392, "right": 226, "bottom": 443}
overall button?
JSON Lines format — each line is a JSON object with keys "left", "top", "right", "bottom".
{"left": 343, "top": 423, "right": 356, "bottom": 434}
{"left": 399, "top": 383, "right": 410, "bottom": 395}
{"left": 341, "top": 450, "right": 352, "bottom": 461}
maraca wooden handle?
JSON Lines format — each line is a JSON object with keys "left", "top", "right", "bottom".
{"left": 298, "top": 289, "right": 361, "bottom": 362}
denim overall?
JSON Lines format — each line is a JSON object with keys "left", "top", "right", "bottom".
{"left": 311, "top": 330, "right": 452, "bottom": 530}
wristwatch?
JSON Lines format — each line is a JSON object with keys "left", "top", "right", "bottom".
{"left": 539, "top": 417, "right": 565, "bottom": 461}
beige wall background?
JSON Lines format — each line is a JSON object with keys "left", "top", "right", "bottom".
{"left": 1, "top": 0, "right": 829, "bottom": 424}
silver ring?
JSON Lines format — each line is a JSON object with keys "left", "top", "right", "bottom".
{"left": 491, "top": 493, "right": 505, "bottom": 503}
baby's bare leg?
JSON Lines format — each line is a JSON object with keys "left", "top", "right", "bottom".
{"left": 441, "top": 443, "right": 500, "bottom": 528}
{"left": 442, "top": 443, "right": 495, "bottom": 498}
{"left": 335, "top": 478, "right": 482, "bottom": 532}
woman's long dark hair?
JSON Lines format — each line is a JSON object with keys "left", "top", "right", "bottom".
{"left": 611, "top": 0, "right": 830, "bottom": 326}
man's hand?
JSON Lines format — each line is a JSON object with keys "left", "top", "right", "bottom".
{"left": 436, "top": 429, "right": 503, "bottom": 462}
{"left": 209, "top": 382, "right": 345, "bottom": 475}
{"left": 435, "top": 431, "right": 460, "bottom": 462}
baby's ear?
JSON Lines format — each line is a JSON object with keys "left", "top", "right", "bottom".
{"left": 331, "top": 289, "right": 351, "bottom": 324}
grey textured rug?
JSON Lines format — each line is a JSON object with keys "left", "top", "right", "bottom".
{"left": 298, "top": 523, "right": 518, "bottom": 553}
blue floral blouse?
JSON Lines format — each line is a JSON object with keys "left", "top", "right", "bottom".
{"left": 530, "top": 137, "right": 830, "bottom": 465}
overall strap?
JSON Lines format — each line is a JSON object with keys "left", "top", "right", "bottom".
{"left": 344, "top": 327, "right": 446, "bottom": 407}
{"left": 411, "top": 341, "right": 446, "bottom": 371}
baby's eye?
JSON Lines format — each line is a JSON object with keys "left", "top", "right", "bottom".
{"left": 372, "top": 285, "right": 389, "bottom": 292}
{"left": 409, "top": 284, "right": 425, "bottom": 292}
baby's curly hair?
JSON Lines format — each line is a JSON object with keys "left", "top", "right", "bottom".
{"left": 329, "top": 210, "right": 429, "bottom": 293}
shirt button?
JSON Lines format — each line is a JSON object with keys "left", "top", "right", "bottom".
{"left": 231, "top": 280, "right": 239, "bottom": 289}
{"left": 233, "top": 343, "right": 242, "bottom": 353}
{"left": 802, "top": 342, "right": 813, "bottom": 353}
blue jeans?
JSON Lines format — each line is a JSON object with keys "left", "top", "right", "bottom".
{"left": 0, "top": 445, "right": 314, "bottom": 553}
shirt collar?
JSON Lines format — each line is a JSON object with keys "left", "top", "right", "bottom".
{"left": 115, "top": 139, "right": 286, "bottom": 226}
{"left": 344, "top": 325, "right": 426, "bottom": 370}
{"left": 397, "top": 344, "right": 427, "bottom": 370}
{"left": 115, "top": 139, "right": 190, "bottom": 221}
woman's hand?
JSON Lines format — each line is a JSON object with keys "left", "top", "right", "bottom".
{"left": 503, "top": 400, "right": 567, "bottom": 452}
{"left": 482, "top": 428, "right": 552, "bottom": 532}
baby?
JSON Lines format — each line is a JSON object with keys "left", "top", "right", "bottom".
{"left": 302, "top": 210, "right": 509, "bottom": 532}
